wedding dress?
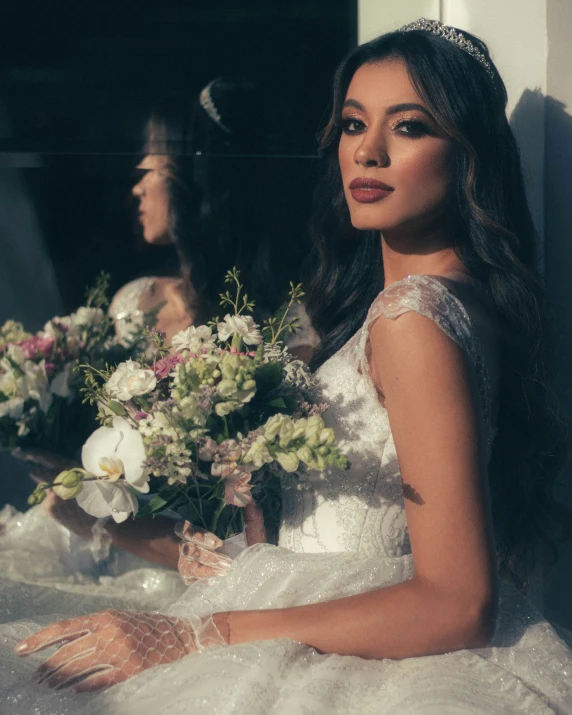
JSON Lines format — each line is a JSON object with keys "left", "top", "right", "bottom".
{"left": 1, "top": 274, "right": 571, "bottom": 714}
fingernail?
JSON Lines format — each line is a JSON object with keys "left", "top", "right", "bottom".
{"left": 14, "top": 642, "right": 28, "bottom": 654}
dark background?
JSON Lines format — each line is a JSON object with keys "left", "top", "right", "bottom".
{"left": 0, "top": 0, "right": 357, "bottom": 314}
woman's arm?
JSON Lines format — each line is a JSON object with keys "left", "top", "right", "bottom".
{"left": 217, "top": 311, "right": 498, "bottom": 658}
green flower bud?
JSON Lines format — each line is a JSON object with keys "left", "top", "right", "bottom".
{"left": 212, "top": 369, "right": 221, "bottom": 379}
{"left": 242, "top": 379, "right": 256, "bottom": 391}
{"left": 60, "top": 469, "right": 83, "bottom": 488}
{"left": 317, "top": 445, "right": 330, "bottom": 456}
{"left": 53, "top": 471, "right": 84, "bottom": 499}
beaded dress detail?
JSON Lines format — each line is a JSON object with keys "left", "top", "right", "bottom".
{"left": 1, "top": 274, "right": 571, "bottom": 714}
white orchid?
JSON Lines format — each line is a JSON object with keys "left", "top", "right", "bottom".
{"left": 105, "top": 360, "right": 157, "bottom": 401}
{"left": 217, "top": 314, "right": 262, "bottom": 346}
{"left": 76, "top": 481, "right": 138, "bottom": 523}
{"left": 76, "top": 417, "right": 148, "bottom": 522}
{"left": 172, "top": 325, "right": 217, "bottom": 353}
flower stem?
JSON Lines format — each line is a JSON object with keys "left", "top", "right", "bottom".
{"left": 210, "top": 500, "right": 227, "bottom": 536}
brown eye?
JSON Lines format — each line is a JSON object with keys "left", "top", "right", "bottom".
{"left": 342, "top": 118, "right": 366, "bottom": 134}
{"left": 394, "top": 120, "right": 429, "bottom": 138}
{"left": 132, "top": 168, "right": 152, "bottom": 182}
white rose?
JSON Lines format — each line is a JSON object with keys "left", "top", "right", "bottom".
{"left": 171, "top": 325, "right": 217, "bottom": 353}
{"left": 105, "top": 360, "right": 157, "bottom": 401}
{"left": 217, "top": 314, "right": 262, "bottom": 346}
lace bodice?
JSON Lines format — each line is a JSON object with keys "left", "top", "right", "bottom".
{"left": 109, "top": 277, "right": 320, "bottom": 349}
{"left": 279, "top": 274, "right": 499, "bottom": 558}
{"left": 109, "top": 277, "right": 156, "bottom": 342}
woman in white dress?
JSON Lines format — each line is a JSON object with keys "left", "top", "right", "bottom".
{"left": 4, "top": 20, "right": 572, "bottom": 714}
{"left": 1, "top": 78, "right": 317, "bottom": 591}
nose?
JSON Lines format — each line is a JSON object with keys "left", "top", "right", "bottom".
{"left": 132, "top": 179, "right": 144, "bottom": 198}
{"left": 354, "top": 132, "right": 389, "bottom": 168}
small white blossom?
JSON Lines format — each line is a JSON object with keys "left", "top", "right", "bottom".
{"left": 105, "top": 360, "right": 157, "bottom": 401}
{"left": 217, "top": 314, "right": 262, "bottom": 346}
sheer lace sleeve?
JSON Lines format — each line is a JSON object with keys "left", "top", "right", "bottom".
{"left": 355, "top": 274, "right": 495, "bottom": 449}
{"left": 109, "top": 277, "right": 156, "bottom": 343}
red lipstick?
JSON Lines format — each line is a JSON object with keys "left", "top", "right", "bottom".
{"left": 349, "top": 177, "right": 394, "bottom": 204}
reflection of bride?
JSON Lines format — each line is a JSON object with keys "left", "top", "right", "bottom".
{"left": 3, "top": 22, "right": 572, "bottom": 714}
{"left": 0, "top": 77, "right": 318, "bottom": 614}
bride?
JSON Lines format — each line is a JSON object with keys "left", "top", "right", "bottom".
{"left": 4, "top": 20, "right": 572, "bottom": 714}
{"left": 1, "top": 76, "right": 317, "bottom": 591}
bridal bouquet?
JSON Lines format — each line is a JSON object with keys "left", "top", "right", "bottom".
{"left": 32, "top": 269, "right": 347, "bottom": 539}
{"left": 0, "top": 275, "right": 151, "bottom": 460}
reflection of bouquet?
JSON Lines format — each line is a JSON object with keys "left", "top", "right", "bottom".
{"left": 35, "top": 269, "right": 348, "bottom": 540}
{"left": 0, "top": 274, "right": 151, "bottom": 460}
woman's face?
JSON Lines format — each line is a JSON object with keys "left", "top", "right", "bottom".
{"left": 338, "top": 59, "right": 455, "bottom": 235}
{"left": 132, "top": 154, "right": 172, "bottom": 245}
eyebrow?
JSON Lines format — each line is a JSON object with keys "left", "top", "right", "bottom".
{"left": 342, "top": 99, "right": 434, "bottom": 119}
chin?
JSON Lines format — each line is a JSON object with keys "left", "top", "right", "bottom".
{"left": 144, "top": 232, "right": 172, "bottom": 246}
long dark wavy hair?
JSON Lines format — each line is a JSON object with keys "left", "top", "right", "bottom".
{"left": 144, "top": 77, "right": 311, "bottom": 323}
{"left": 306, "top": 28, "right": 571, "bottom": 589}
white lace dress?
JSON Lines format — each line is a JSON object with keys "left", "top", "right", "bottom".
{"left": 1, "top": 274, "right": 571, "bottom": 714}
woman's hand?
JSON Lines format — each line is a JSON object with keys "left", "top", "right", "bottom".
{"left": 176, "top": 523, "right": 233, "bottom": 583}
{"left": 176, "top": 503, "right": 266, "bottom": 584}
{"left": 14, "top": 609, "right": 228, "bottom": 692}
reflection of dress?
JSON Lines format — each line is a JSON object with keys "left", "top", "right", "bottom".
{"left": 109, "top": 275, "right": 321, "bottom": 350}
{"left": 2, "top": 274, "right": 571, "bottom": 714}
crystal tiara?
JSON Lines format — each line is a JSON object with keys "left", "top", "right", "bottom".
{"left": 399, "top": 18, "right": 495, "bottom": 81}
{"left": 199, "top": 80, "right": 232, "bottom": 134}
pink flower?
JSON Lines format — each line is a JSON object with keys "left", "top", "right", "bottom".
{"left": 222, "top": 468, "right": 253, "bottom": 507}
{"left": 153, "top": 354, "right": 184, "bottom": 380}
{"left": 18, "top": 335, "right": 55, "bottom": 360}
{"left": 134, "top": 411, "right": 148, "bottom": 420}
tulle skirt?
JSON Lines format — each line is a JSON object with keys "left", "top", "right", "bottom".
{"left": 1, "top": 535, "right": 571, "bottom": 715}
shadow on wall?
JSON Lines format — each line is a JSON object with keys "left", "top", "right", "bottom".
{"left": 511, "top": 88, "right": 572, "bottom": 631}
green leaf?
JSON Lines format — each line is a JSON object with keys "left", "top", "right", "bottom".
{"left": 136, "top": 493, "right": 176, "bottom": 518}
{"left": 254, "top": 361, "right": 284, "bottom": 393}
{"left": 266, "top": 397, "right": 287, "bottom": 409}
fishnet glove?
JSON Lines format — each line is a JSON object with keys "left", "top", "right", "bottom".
{"left": 176, "top": 522, "right": 233, "bottom": 584}
{"left": 14, "top": 608, "right": 228, "bottom": 692}
{"left": 176, "top": 503, "right": 266, "bottom": 584}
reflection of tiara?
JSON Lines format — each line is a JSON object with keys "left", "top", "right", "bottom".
{"left": 199, "top": 80, "right": 231, "bottom": 133}
{"left": 400, "top": 18, "right": 495, "bottom": 80}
